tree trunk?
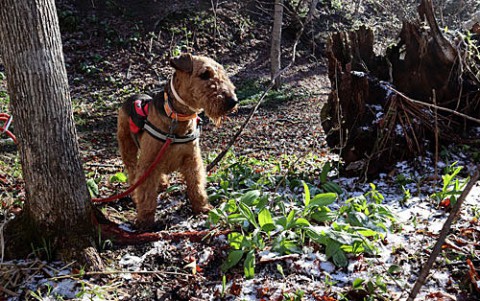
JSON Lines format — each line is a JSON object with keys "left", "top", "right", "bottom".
{"left": 271, "top": 0, "right": 284, "bottom": 89}
{"left": 0, "top": 0, "right": 101, "bottom": 268}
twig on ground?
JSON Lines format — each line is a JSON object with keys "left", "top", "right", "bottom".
{"left": 407, "top": 168, "right": 480, "bottom": 301}
{"left": 85, "top": 163, "right": 123, "bottom": 168}
{"left": 0, "top": 285, "right": 19, "bottom": 297}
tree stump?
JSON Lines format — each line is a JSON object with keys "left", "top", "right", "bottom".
{"left": 321, "top": 0, "right": 480, "bottom": 178}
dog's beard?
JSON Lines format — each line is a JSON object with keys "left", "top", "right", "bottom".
{"left": 209, "top": 116, "right": 223, "bottom": 127}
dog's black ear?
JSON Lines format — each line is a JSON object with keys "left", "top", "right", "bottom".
{"left": 170, "top": 53, "right": 193, "bottom": 73}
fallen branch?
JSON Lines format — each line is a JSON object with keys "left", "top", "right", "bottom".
{"left": 97, "top": 217, "right": 231, "bottom": 245}
{"left": 407, "top": 168, "right": 480, "bottom": 301}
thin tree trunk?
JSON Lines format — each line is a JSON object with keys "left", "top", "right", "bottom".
{"left": 271, "top": 0, "right": 284, "bottom": 89}
{"left": 0, "top": 0, "right": 100, "bottom": 268}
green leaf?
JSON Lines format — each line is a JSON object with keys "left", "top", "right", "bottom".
{"left": 240, "top": 190, "right": 260, "bottom": 206}
{"left": 322, "top": 181, "right": 343, "bottom": 195}
{"left": 309, "top": 193, "right": 337, "bottom": 207}
{"left": 324, "top": 238, "right": 349, "bottom": 266}
{"left": 277, "top": 264, "right": 285, "bottom": 277}
{"left": 221, "top": 250, "right": 244, "bottom": 272}
{"left": 244, "top": 250, "right": 256, "bottom": 279}
{"left": 238, "top": 202, "right": 260, "bottom": 229}
{"left": 351, "top": 227, "right": 379, "bottom": 238}
{"left": 227, "top": 232, "right": 244, "bottom": 249}
{"left": 275, "top": 239, "right": 301, "bottom": 254}
{"left": 311, "top": 210, "right": 334, "bottom": 223}
{"left": 293, "top": 218, "right": 311, "bottom": 228}
{"left": 227, "top": 213, "right": 247, "bottom": 225}
{"left": 258, "top": 208, "right": 275, "bottom": 232}
{"left": 353, "top": 278, "right": 365, "bottom": 289}
{"left": 208, "top": 209, "right": 223, "bottom": 225}
{"left": 342, "top": 240, "right": 366, "bottom": 254}
{"left": 86, "top": 179, "right": 98, "bottom": 197}
{"left": 326, "top": 229, "right": 354, "bottom": 245}
{"left": 347, "top": 211, "right": 368, "bottom": 227}
{"left": 286, "top": 209, "right": 296, "bottom": 229}
{"left": 258, "top": 208, "right": 273, "bottom": 226}
{"left": 387, "top": 264, "right": 403, "bottom": 275}
{"left": 305, "top": 227, "right": 328, "bottom": 245}
{"left": 320, "top": 161, "right": 331, "bottom": 184}
{"left": 255, "top": 196, "right": 268, "bottom": 211}
{"left": 331, "top": 248, "right": 348, "bottom": 267}
{"left": 276, "top": 216, "right": 287, "bottom": 229}
{"left": 109, "top": 172, "right": 127, "bottom": 183}
{"left": 303, "top": 181, "right": 311, "bottom": 207}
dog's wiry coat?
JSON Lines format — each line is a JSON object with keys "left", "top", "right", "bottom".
{"left": 117, "top": 54, "right": 237, "bottom": 229}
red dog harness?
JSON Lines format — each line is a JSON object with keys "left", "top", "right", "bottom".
{"left": 128, "top": 94, "right": 201, "bottom": 144}
{"left": 129, "top": 99, "right": 150, "bottom": 134}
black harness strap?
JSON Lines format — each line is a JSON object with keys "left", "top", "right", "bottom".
{"left": 129, "top": 91, "right": 201, "bottom": 145}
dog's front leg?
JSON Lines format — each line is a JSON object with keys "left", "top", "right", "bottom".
{"left": 179, "top": 149, "right": 213, "bottom": 214}
{"left": 133, "top": 139, "right": 165, "bottom": 230}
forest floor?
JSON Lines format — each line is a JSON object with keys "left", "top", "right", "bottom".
{"left": 1, "top": 0, "right": 480, "bottom": 300}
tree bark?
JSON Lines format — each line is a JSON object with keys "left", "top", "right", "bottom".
{"left": 271, "top": 0, "right": 284, "bottom": 89}
{"left": 0, "top": 0, "right": 100, "bottom": 268}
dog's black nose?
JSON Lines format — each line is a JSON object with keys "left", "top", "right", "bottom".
{"left": 226, "top": 96, "right": 238, "bottom": 110}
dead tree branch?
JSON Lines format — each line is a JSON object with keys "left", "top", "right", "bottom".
{"left": 407, "top": 168, "right": 480, "bottom": 301}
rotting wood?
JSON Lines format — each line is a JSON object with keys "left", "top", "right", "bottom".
{"left": 321, "top": 0, "right": 480, "bottom": 178}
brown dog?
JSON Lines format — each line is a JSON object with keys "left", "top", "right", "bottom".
{"left": 117, "top": 53, "right": 238, "bottom": 229}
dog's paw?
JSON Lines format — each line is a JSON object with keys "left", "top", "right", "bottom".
{"left": 192, "top": 203, "right": 214, "bottom": 214}
{"left": 134, "top": 218, "right": 155, "bottom": 232}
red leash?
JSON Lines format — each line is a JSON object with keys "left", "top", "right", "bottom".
{"left": 0, "top": 113, "right": 17, "bottom": 144}
{"left": 92, "top": 138, "right": 172, "bottom": 203}
{"left": 0, "top": 111, "right": 171, "bottom": 204}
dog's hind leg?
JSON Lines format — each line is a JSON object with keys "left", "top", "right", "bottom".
{"left": 117, "top": 107, "right": 139, "bottom": 186}
{"left": 179, "top": 148, "right": 213, "bottom": 214}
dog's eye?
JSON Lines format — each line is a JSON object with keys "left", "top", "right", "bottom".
{"left": 199, "top": 69, "right": 213, "bottom": 80}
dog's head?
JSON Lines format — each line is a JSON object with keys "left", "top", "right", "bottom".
{"left": 170, "top": 53, "right": 238, "bottom": 125}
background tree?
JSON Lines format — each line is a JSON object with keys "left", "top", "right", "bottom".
{"left": 0, "top": 0, "right": 101, "bottom": 268}
{"left": 271, "top": 0, "right": 284, "bottom": 89}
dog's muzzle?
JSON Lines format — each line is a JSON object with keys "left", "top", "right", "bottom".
{"left": 226, "top": 96, "right": 238, "bottom": 111}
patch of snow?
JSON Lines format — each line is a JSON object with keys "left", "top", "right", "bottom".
{"left": 351, "top": 71, "right": 366, "bottom": 77}
{"left": 118, "top": 223, "right": 135, "bottom": 232}
{"left": 330, "top": 271, "right": 350, "bottom": 283}
{"left": 119, "top": 254, "right": 143, "bottom": 271}
{"left": 51, "top": 279, "right": 78, "bottom": 299}
{"left": 198, "top": 247, "right": 213, "bottom": 265}
{"left": 320, "top": 261, "right": 336, "bottom": 273}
